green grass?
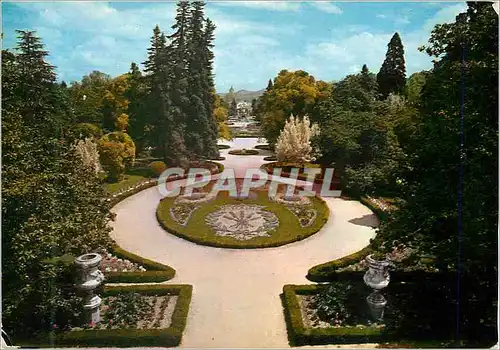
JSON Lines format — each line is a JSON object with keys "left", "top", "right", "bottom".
{"left": 156, "top": 190, "right": 329, "bottom": 249}
{"left": 105, "top": 168, "right": 154, "bottom": 194}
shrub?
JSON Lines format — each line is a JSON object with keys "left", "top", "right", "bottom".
{"left": 150, "top": 161, "right": 167, "bottom": 177}
{"left": 275, "top": 114, "right": 320, "bottom": 163}
{"left": 74, "top": 138, "right": 101, "bottom": 174}
{"left": 98, "top": 132, "right": 136, "bottom": 182}
{"left": 72, "top": 123, "right": 103, "bottom": 139}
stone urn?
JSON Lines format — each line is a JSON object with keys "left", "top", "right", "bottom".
{"left": 75, "top": 253, "right": 105, "bottom": 324}
{"left": 363, "top": 254, "right": 391, "bottom": 321}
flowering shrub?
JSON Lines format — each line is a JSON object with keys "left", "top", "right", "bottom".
{"left": 99, "top": 251, "right": 146, "bottom": 273}
{"left": 74, "top": 137, "right": 101, "bottom": 174}
{"left": 312, "top": 282, "right": 353, "bottom": 326}
{"left": 275, "top": 114, "right": 320, "bottom": 163}
{"left": 102, "top": 293, "right": 154, "bottom": 329}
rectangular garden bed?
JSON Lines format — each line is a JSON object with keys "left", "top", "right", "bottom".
{"left": 281, "top": 277, "right": 484, "bottom": 347}
{"left": 27, "top": 284, "right": 192, "bottom": 348}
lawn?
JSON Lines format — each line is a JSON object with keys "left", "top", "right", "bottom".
{"left": 104, "top": 168, "right": 154, "bottom": 194}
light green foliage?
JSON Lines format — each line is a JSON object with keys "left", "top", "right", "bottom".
{"left": 99, "top": 132, "right": 136, "bottom": 182}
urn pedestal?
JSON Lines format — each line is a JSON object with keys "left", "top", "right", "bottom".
{"left": 363, "top": 254, "right": 391, "bottom": 321}
{"left": 75, "top": 253, "right": 105, "bottom": 324}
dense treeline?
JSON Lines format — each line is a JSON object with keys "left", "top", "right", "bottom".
{"left": 255, "top": 3, "right": 497, "bottom": 344}
{"left": 2, "top": 0, "right": 221, "bottom": 338}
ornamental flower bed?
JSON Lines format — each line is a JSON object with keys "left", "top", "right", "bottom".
{"left": 170, "top": 203, "right": 199, "bottom": 226}
{"left": 99, "top": 250, "right": 147, "bottom": 273}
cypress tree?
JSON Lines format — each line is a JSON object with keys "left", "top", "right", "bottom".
{"left": 377, "top": 32, "right": 406, "bottom": 99}
{"left": 267, "top": 78, "right": 273, "bottom": 90}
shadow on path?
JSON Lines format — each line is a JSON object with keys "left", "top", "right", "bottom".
{"left": 348, "top": 214, "right": 379, "bottom": 228}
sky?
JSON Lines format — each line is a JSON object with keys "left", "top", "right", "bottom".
{"left": 2, "top": 1, "right": 468, "bottom": 92}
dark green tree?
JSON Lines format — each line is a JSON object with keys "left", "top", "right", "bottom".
{"left": 126, "top": 62, "right": 150, "bottom": 155}
{"left": 267, "top": 78, "right": 273, "bottom": 90}
{"left": 229, "top": 98, "right": 238, "bottom": 117}
{"left": 2, "top": 31, "right": 113, "bottom": 338}
{"left": 377, "top": 32, "right": 406, "bottom": 98}
{"left": 375, "top": 3, "right": 498, "bottom": 343}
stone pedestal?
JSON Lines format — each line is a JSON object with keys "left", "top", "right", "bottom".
{"left": 363, "top": 254, "right": 391, "bottom": 322}
{"left": 75, "top": 253, "right": 104, "bottom": 324}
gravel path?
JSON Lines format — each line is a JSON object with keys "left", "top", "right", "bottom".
{"left": 110, "top": 138, "right": 379, "bottom": 348}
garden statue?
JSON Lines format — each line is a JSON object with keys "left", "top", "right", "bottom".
{"left": 75, "top": 253, "right": 105, "bottom": 324}
{"left": 363, "top": 254, "right": 391, "bottom": 321}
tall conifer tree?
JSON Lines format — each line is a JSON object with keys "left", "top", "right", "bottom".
{"left": 377, "top": 32, "right": 406, "bottom": 98}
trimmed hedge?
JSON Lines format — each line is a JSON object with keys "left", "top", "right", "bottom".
{"left": 228, "top": 149, "right": 260, "bottom": 155}
{"left": 217, "top": 144, "right": 231, "bottom": 150}
{"left": 104, "top": 246, "right": 176, "bottom": 283}
{"left": 281, "top": 284, "right": 385, "bottom": 346}
{"left": 261, "top": 162, "right": 341, "bottom": 187}
{"left": 156, "top": 190, "right": 330, "bottom": 249}
{"left": 263, "top": 156, "right": 277, "bottom": 161}
{"left": 25, "top": 284, "right": 193, "bottom": 348}
{"left": 306, "top": 246, "right": 372, "bottom": 282}
{"left": 254, "top": 144, "right": 272, "bottom": 151}
{"left": 360, "top": 196, "right": 391, "bottom": 222}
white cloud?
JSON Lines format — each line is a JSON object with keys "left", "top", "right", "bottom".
{"left": 309, "top": 2, "right": 343, "bottom": 14}
{"left": 212, "top": 1, "right": 301, "bottom": 12}
{"left": 376, "top": 14, "right": 387, "bottom": 19}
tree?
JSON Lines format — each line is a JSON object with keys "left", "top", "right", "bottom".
{"left": 375, "top": 3, "right": 498, "bottom": 342}
{"left": 266, "top": 78, "right": 273, "bottom": 90}
{"left": 229, "top": 98, "right": 237, "bottom": 117}
{"left": 404, "top": 71, "right": 429, "bottom": 107}
{"left": 102, "top": 74, "right": 130, "bottom": 132}
{"left": 69, "top": 71, "right": 111, "bottom": 125}
{"left": 98, "top": 132, "right": 136, "bottom": 181}
{"left": 377, "top": 32, "right": 406, "bottom": 99}
{"left": 275, "top": 114, "right": 320, "bottom": 163}
{"left": 259, "top": 69, "right": 331, "bottom": 145}
{"left": 126, "top": 62, "right": 150, "bottom": 155}
{"left": 213, "top": 94, "right": 231, "bottom": 140}
{"left": 2, "top": 32, "right": 113, "bottom": 337}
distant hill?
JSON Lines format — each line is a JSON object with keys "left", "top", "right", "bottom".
{"left": 218, "top": 88, "right": 266, "bottom": 102}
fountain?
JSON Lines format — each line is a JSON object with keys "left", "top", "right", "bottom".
{"left": 75, "top": 253, "right": 105, "bottom": 324}
{"left": 363, "top": 254, "right": 391, "bottom": 322}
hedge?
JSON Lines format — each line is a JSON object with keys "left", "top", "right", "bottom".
{"left": 281, "top": 284, "right": 385, "bottom": 346}
{"left": 228, "top": 149, "right": 260, "bottom": 155}
{"left": 261, "top": 162, "right": 341, "bottom": 187}
{"left": 25, "top": 284, "right": 192, "bottom": 348}
{"left": 104, "top": 246, "right": 176, "bottom": 283}
{"left": 156, "top": 191, "right": 330, "bottom": 249}
{"left": 254, "top": 144, "right": 272, "bottom": 151}
{"left": 217, "top": 144, "right": 231, "bottom": 150}
{"left": 306, "top": 246, "right": 372, "bottom": 282}
{"left": 263, "top": 156, "right": 277, "bottom": 161}
{"left": 360, "top": 196, "right": 391, "bottom": 222}
{"left": 108, "top": 161, "right": 224, "bottom": 207}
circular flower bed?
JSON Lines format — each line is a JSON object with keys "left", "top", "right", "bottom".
{"left": 228, "top": 149, "right": 260, "bottom": 156}
{"left": 217, "top": 144, "right": 231, "bottom": 150}
{"left": 271, "top": 193, "right": 312, "bottom": 206}
{"left": 156, "top": 183, "right": 329, "bottom": 248}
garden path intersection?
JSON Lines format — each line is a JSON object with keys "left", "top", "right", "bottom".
{"left": 110, "top": 138, "right": 379, "bottom": 348}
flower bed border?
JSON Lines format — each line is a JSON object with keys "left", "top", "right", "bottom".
{"left": 26, "top": 284, "right": 192, "bottom": 348}
{"left": 104, "top": 246, "right": 176, "bottom": 283}
{"left": 281, "top": 284, "right": 385, "bottom": 346}
{"left": 228, "top": 149, "right": 260, "bottom": 155}
{"left": 156, "top": 192, "right": 330, "bottom": 249}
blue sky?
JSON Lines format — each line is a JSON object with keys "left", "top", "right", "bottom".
{"left": 3, "top": 1, "right": 467, "bottom": 92}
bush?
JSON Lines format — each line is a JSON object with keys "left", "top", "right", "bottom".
{"left": 72, "top": 123, "right": 103, "bottom": 139}
{"left": 150, "top": 161, "right": 167, "bottom": 177}
{"left": 98, "top": 132, "right": 136, "bottom": 182}
{"left": 307, "top": 246, "right": 372, "bottom": 282}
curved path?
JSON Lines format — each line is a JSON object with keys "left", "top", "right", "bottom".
{"left": 110, "top": 138, "right": 378, "bottom": 348}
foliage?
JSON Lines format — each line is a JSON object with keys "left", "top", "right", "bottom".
{"left": 74, "top": 137, "right": 101, "bottom": 174}
{"left": 102, "top": 293, "right": 154, "bottom": 329}
{"left": 257, "top": 70, "right": 331, "bottom": 145}
{"left": 377, "top": 32, "right": 406, "bottom": 99}
{"left": 2, "top": 31, "right": 113, "bottom": 339}
{"left": 99, "top": 132, "right": 136, "bottom": 182}
{"left": 374, "top": 0, "right": 498, "bottom": 297}
{"left": 72, "top": 123, "right": 103, "bottom": 139}
{"left": 275, "top": 114, "right": 320, "bottom": 163}
{"left": 102, "top": 75, "right": 130, "bottom": 132}
{"left": 69, "top": 71, "right": 111, "bottom": 125}
{"left": 213, "top": 94, "right": 232, "bottom": 140}
{"left": 150, "top": 160, "right": 168, "bottom": 176}
{"left": 228, "top": 149, "right": 259, "bottom": 155}
{"left": 403, "top": 71, "right": 429, "bottom": 107}
{"left": 313, "top": 282, "right": 353, "bottom": 326}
